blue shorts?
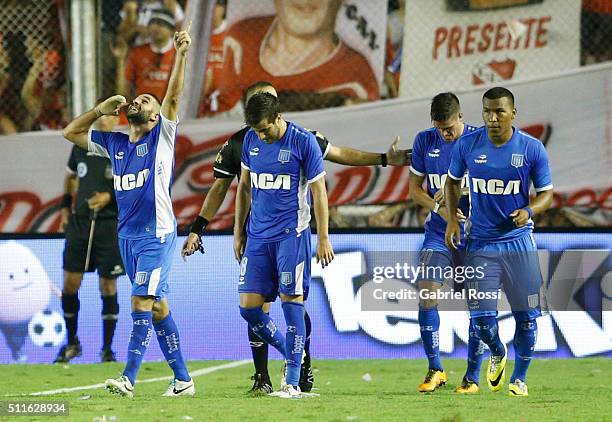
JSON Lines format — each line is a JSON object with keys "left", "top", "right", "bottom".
{"left": 465, "top": 233, "right": 542, "bottom": 321}
{"left": 119, "top": 231, "right": 176, "bottom": 299}
{"left": 239, "top": 229, "right": 312, "bottom": 302}
{"left": 416, "top": 234, "right": 465, "bottom": 284}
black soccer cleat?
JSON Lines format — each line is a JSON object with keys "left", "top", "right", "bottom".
{"left": 53, "top": 338, "right": 82, "bottom": 363}
{"left": 249, "top": 373, "right": 273, "bottom": 396}
{"left": 100, "top": 348, "right": 117, "bottom": 363}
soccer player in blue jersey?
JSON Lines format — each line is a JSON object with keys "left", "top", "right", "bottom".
{"left": 182, "top": 81, "right": 410, "bottom": 395}
{"left": 62, "top": 24, "right": 194, "bottom": 398}
{"left": 445, "top": 87, "right": 553, "bottom": 397}
{"left": 409, "top": 92, "right": 485, "bottom": 394}
{"left": 234, "top": 92, "right": 334, "bottom": 399}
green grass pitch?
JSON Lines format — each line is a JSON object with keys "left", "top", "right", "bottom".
{"left": 0, "top": 358, "right": 608, "bottom": 421}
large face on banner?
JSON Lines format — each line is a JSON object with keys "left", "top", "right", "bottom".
{"left": 274, "top": 0, "right": 342, "bottom": 36}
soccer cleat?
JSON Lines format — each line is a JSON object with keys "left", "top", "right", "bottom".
{"left": 454, "top": 377, "right": 480, "bottom": 394}
{"left": 299, "top": 364, "right": 315, "bottom": 392}
{"left": 99, "top": 348, "right": 116, "bottom": 363}
{"left": 105, "top": 375, "right": 134, "bottom": 398}
{"left": 162, "top": 379, "right": 195, "bottom": 397}
{"left": 486, "top": 343, "right": 507, "bottom": 392}
{"left": 269, "top": 384, "right": 302, "bottom": 399}
{"left": 508, "top": 379, "right": 529, "bottom": 397}
{"left": 418, "top": 369, "right": 448, "bottom": 392}
{"left": 53, "top": 338, "right": 82, "bottom": 363}
{"left": 249, "top": 373, "right": 273, "bottom": 396}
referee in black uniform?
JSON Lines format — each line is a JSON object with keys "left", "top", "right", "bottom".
{"left": 54, "top": 106, "right": 125, "bottom": 363}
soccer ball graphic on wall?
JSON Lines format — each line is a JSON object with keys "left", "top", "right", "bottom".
{"left": 28, "top": 310, "right": 65, "bottom": 347}
{"left": 0, "top": 241, "right": 51, "bottom": 361}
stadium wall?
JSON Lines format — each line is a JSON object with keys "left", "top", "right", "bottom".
{"left": 0, "top": 232, "right": 610, "bottom": 364}
{"left": 0, "top": 63, "right": 610, "bottom": 232}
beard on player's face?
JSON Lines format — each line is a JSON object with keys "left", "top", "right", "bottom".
{"left": 127, "top": 108, "right": 150, "bottom": 124}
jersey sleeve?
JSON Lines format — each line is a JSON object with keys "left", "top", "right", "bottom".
{"left": 213, "top": 137, "right": 240, "bottom": 179}
{"left": 241, "top": 135, "right": 251, "bottom": 171}
{"left": 530, "top": 140, "right": 553, "bottom": 192}
{"left": 312, "top": 130, "right": 331, "bottom": 159}
{"left": 66, "top": 145, "right": 77, "bottom": 174}
{"left": 302, "top": 133, "right": 326, "bottom": 183}
{"left": 409, "top": 133, "right": 426, "bottom": 176}
{"left": 88, "top": 130, "right": 112, "bottom": 158}
{"left": 448, "top": 137, "right": 467, "bottom": 180}
{"left": 158, "top": 113, "right": 178, "bottom": 149}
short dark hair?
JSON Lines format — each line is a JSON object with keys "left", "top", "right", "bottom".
{"left": 243, "top": 81, "right": 274, "bottom": 105}
{"left": 430, "top": 92, "right": 461, "bottom": 121}
{"left": 483, "top": 87, "right": 515, "bottom": 107}
{"left": 245, "top": 93, "right": 280, "bottom": 127}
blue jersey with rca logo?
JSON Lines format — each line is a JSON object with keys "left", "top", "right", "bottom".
{"left": 87, "top": 114, "right": 177, "bottom": 240}
{"left": 241, "top": 122, "right": 325, "bottom": 242}
{"left": 410, "top": 124, "right": 478, "bottom": 240}
{"left": 448, "top": 126, "right": 553, "bottom": 241}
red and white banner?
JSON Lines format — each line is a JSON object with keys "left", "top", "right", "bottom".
{"left": 399, "top": 0, "right": 581, "bottom": 98}
{"left": 0, "top": 64, "right": 610, "bottom": 233}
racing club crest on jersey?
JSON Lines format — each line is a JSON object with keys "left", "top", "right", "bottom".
{"left": 278, "top": 149, "right": 290, "bottom": 163}
{"left": 511, "top": 154, "right": 524, "bottom": 168}
{"left": 137, "top": 144, "right": 148, "bottom": 157}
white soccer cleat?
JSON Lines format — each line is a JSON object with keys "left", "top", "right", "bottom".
{"left": 269, "top": 384, "right": 302, "bottom": 399}
{"left": 162, "top": 378, "right": 195, "bottom": 397}
{"left": 105, "top": 375, "right": 134, "bottom": 398}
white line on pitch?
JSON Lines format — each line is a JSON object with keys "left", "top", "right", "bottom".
{"left": 22, "top": 360, "right": 251, "bottom": 396}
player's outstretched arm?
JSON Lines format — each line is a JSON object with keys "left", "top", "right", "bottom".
{"left": 233, "top": 167, "right": 251, "bottom": 261}
{"left": 325, "top": 137, "right": 410, "bottom": 167}
{"left": 63, "top": 95, "right": 127, "bottom": 149}
{"left": 444, "top": 177, "right": 462, "bottom": 250}
{"left": 310, "top": 177, "right": 334, "bottom": 268}
{"left": 510, "top": 190, "right": 553, "bottom": 227}
{"left": 182, "top": 178, "right": 233, "bottom": 259}
{"left": 160, "top": 21, "right": 191, "bottom": 122}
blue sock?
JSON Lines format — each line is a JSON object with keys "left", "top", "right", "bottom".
{"left": 465, "top": 318, "right": 486, "bottom": 383}
{"left": 123, "top": 311, "right": 153, "bottom": 385}
{"left": 239, "top": 306, "right": 286, "bottom": 357}
{"left": 418, "top": 306, "right": 442, "bottom": 370}
{"left": 153, "top": 313, "right": 190, "bottom": 382}
{"left": 282, "top": 302, "right": 306, "bottom": 388}
{"left": 511, "top": 318, "right": 537, "bottom": 383}
{"left": 473, "top": 316, "right": 505, "bottom": 357}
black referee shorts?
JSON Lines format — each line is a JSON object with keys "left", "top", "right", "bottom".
{"left": 63, "top": 215, "right": 125, "bottom": 278}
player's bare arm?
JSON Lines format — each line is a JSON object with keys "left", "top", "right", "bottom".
{"left": 233, "top": 167, "right": 251, "bottom": 262}
{"left": 60, "top": 172, "right": 78, "bottom": 232}
{"left": 88, "top": 192, "right": 113, "bottom": 213}
{"left": 510, "top": 190, "right": 554, "bottom": 227}
{"left": 325, "top": 137, "right": 410, "bottom": 166}
{"left": 182, "top": 177, "right": 233, "bottom": 259}
{"left": 310, "top": 177, "right": 334, "bottom": 268}
{"left": 63, "top": 96, "right": 127, "bottom": 149}
{"left": 409, "top": 172, "right": 464, "bottom": 223}
{"left": 444, "top": 176, "right": 462, "bottom": 250}
{"left": 160, "top": 21, "right": 191, "bottom": 121}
